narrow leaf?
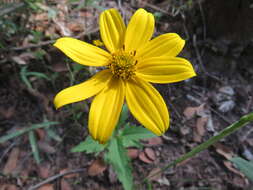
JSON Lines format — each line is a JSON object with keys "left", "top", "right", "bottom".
{"left": 117, "top": 104, "right": 129, "bottom": 128}
{"left": 105, "top": 137, "right": 133, "bottom": 190}
{"left": 0, "top": 121, "right": 58, "bottom": 144}
{"left": 230, "top": 157, "right": 253, "bottom": 182}
{"left": 29, "top": 131, "right": 41, "bottom": 164}
{"left": 71, "top": 136, "right": 105, "bottom": 154}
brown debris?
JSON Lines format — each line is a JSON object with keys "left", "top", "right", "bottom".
{"left": 88, "top": 159, "right": 107, "bottom": 176}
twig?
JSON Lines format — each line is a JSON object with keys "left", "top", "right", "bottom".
{"left": 28, "top": 168, "right": 86, "bottom": 190}
{"left": 0, "top": 2, "right": 25, "bottom": 16}
{"left": 7, "top": 27, "right": 99, "bottom": 51}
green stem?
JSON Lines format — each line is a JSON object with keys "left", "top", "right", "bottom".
{"left": 145, "top": 112, "right": 253, "bottom": 180}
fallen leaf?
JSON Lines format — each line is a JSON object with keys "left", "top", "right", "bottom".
{"left": 144, "top": 148, "right": 156, "bottom": 161}
{"left": 139, "top": 152, "right": 153, "bottom": 164}
{"left": 223, "top": 161, "right": 244, "bottom": 177}
{"left": 183, "top": 107, "right": 198, "bottom": 119}
{"left": 88, "top": 159, "right": 107, "bottom": 176}
{"left": 127, "top": 148, "right": 139, "bottom": 159}
{"left": 183, "top": 104, "right": 206, "bottom": 120}
{"left": 61, "top": 179, "right": 72, "bottom": 190}
{"left": 193, "top": 117, "right": 208, "bottom": 142}
{"left": 37, "top": 162, "right": 51, "bottom": 179}
{"left": 218, "top": 100, "right": 235, "bottom": 113}
{"left": 36, "top": 129, "right": 45, "bottom": 140}
{"left": 3, "top": 148, "right": 20, "bottom": 175}
{"left": 146, "top": 137, "right": 163, "bottom": 146}
{"left": 37, "top": 184, "right": 54, "bottom": 190}
{"left": 214, "top": 143, "right": 234, "bottom": 160}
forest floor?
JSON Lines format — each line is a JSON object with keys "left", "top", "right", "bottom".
{"left": 0, "top": 0, "right": 253, "bottom": 189}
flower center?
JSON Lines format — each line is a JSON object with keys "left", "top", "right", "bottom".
{"left": 108, "top": 50, "right": 137, "bottom": 80}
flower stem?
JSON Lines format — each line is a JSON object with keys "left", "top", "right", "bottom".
{"left": 145, "top": 112, "right": 253, "bottom": 180}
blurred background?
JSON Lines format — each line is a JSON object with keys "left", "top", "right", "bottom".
{"left": 0, "top": 0, "right": 253, "bottom": 189}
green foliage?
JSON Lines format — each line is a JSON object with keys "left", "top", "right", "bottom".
{"left": 120, "top": 123, "right": 156, "bottom": 148}
{"left": 0, "top": 120, "right": 58, "bottom": 164}
{"left": 20, "top": 66, "right": 50, "bottom": 89}
{"left": 105, "top": 137, "right": 133, "bottom": 190}
{"left": 71, "top": 136, "right": 105, "bottom": 154}
{"left": 29, "top": 130, "right": 41, "bottom": 163}
{"left": 230, "top": 157, "right": 253, "bottom": 182}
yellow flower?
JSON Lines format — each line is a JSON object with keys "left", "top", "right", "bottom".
{"left": 53, "top": 8, "right": 196, "bottom": 144}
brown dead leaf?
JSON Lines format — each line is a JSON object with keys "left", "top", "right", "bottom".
{"left": 1, "top": 184, "right": 19, "bottom": 190}
{"left": 193, "top": 117, "right": 208, "bottom": 142}
{"left": 61, "top": 179, "right": 72, "bottom": 190}
{"left": 183, "top": 107, "right": 198, "bottom": 119}
{"left": 88, "top": 159, "right": 107, "bottom": 176}
{"left": 146, "top": 137, "right": 163, "bottom": 146}
{"left": 127, "top": 148, "right": 139, "bottom": 159}
{"left": 3, "top": 148, "right": 20, "bottom": 175}
{"left": 196, "top": 117, "right": 208, "bottom": 136}
{"left": 223, "top": 161, "right": 244, "bottom": 177}
{"left": 67, "top": 23, "right": 84, "bottom": 32}
{"left": 36, "top": 129, "right": 45, "bottom": 140}
{"left": 183, "top": 104, "right": 206, "bottom": 119}
{"left": 147, "top": 168, "right": 161, "bottom": 181}
{"left": 37, "top": 184, "right": 54, "bottom": 190}
{"left": 37, "top": 162, "right": 51, "bottom": 179}
{"left": 144, "top": 148, "right": 156, "bottom": 161}
{"left": 139, "top": 152, "right": 153, "bottom": 164}
{"left": 214, "top": 143, "right": 234, "bottom": 160}
{"left": 60, "top": 169, "right": 79, "bottom": 179}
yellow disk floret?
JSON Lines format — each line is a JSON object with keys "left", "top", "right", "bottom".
{"left": 108, "top": 50, "right": 137, "bottom": 80}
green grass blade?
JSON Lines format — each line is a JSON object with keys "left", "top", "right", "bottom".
{"left": 29, "top": 130, "right": 41, "bottom": 164}
{"left": 145, "top": 112, "right": 253, "bottom": 181}
{"left": 0, "top": 121, "right": 58, "bottom": 144}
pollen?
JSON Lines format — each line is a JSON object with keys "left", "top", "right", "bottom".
{"left": 108, "top": 50, "right": 137, "bottom": 80}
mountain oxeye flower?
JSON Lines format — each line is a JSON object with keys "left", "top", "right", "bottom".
{"left": 54, "top": 8, "right": 196, "bottom": 144}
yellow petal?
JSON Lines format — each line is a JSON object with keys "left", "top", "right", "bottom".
{"left": 54, "top": 37, "right": 110, "bottom": 66}
{"left": 54, "top": 70, "right": 112, "bottom": 109}
{"left": 136, "top": 57, "right": 196, "bottom": 83}
{"left": 137, "top": 33, "right": 185, "bottom": 58}
{"left": 88, "top": 77, "right": 125, "bottom": 144}
{"left": 100, "top": 8, "right": 126, "bottom": 53}
{"left": 124, "top": 9, "right": 154, "bottom": 52}
{"left": 126, "top": 78, "right": 169, "bottom": 135}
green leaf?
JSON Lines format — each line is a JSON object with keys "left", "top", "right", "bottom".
{"left": 29, "top": 130, "right": 41, "bottom": 164}
{"left": 120, "top": 123, "right": 156, "bottom": 148}
{"left": 0, "top": 121, "right": 58, "bottom": 144}
{"left": 117, "top": 104, "right": 129, "bottom": 128}
{"left": 105, "top": 137, "right": 133, "bottom": 190}
{"left": 46, "top": 127, "right": 62, "bottom": 142}
{"left": 230, "top": 157, "right": 253, "bottom": 182}
{"left": 71, "top": 136, "right": 105, "bottom": 154}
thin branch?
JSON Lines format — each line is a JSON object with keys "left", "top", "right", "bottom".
{"left": 6, "top": 27, "right": 99, "bottom": 51}
{"left": 28, "top": 168, "right": 86, "bottom": 190}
